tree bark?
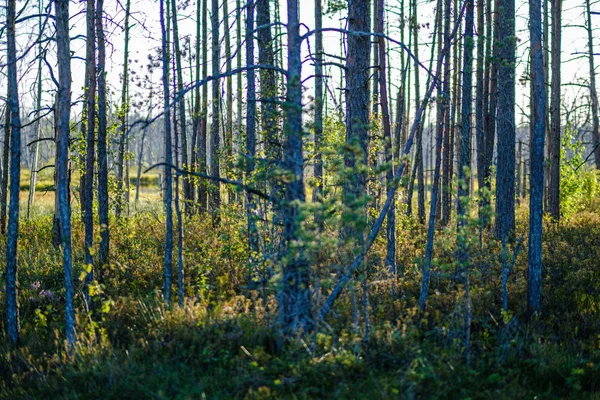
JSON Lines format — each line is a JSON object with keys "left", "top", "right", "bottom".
{"left": 5, "top": 0, "right": 21, "bottom": 346}
{"left": 279, "top": 0, "right": 312, "bottom": 334}
{"left": 116, "top": 0, "right": 131, "bottom": 217}
{"left": 528, "top": 0, "right": 546, "bottom": 316}
{"left": 83, "top": 0, "right": 97, "bottom": 301}
{"left": 96, "top": 0, "right": 110, "bottom": 270}
{"left": 160, "top": 0, "right": 174, "bottom": 305}
{"left": 313, "top": 0, "right": 324, "bottom": 227}
{"left": 548, "top": 0, "right": 561, "bottom": 220}
{"left": 209, "top": 0, "right": 221, "bottom": 214}
{"left": 343, "top": 0, "right": 371, "bottom": 242}
{"left": 56, "top": 0, "right": 75, "bottom": 347}
{"left": 586, "top": 0, "right": 600, "bottom": 169}
{"left": 494, "top": 0, "right": 516, "bottom": 240}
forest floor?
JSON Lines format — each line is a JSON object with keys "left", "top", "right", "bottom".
{"left": 1, "top": 190, "right": 600, "bottom": 399}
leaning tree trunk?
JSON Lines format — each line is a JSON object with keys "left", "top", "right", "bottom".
{"left": 528, "top": 0, "right": 546, "bottom": 316}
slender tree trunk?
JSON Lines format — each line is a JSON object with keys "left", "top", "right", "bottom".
{"left": 246, "top": 0, "right": 259, "bottom": 262}
{"left": 475, "top": 0, "right": 485, "bottom": 199}
{"left": 160, "top": 0, "right": 174, "bottom": 305}
{"left": 279, "top": 0, "right": 312, "bottom": 334}
{"left": 116, "top": 0, "right": 131, "bottom": 217}
{"left": 96, "top": 0, "right": 110, "bottom": 270}
{"left": 191, "top": 0, "right": 201, "bottom": 206}
{"left": 209, "top": 0, "right": 221, "bottom": 214}
{"left": 457, "top": 0, "right": 474, "bottom": 265}
{"left": 1, "top": 108, "right": 10, "bottom": 235}
{"left": 198, "top": 0, "right": 209, "bottom": 211}
{"left": 83, "top": 0, "right": 97, "bottom": 301}
{"left": 56, "top": 0, "right": 75, "bottom": 347}
{"left": 376, "top": 0, "right": 395, "bottom": 273}
{"left": 528, "top": 0, "right": 546, "bottom": 316}
{"left": 27, "top": 6, "right": 44, "bottom": 220}
{"left": 223, "top": 0, "right": 234, "bottom": 203}
{"left": 313, "top": 0, "right": 324, "bottom": 226}
{"left": 586, "top": 0, "right": 600, "bottom": 169}
{"left": 5, "top": 0, "right": 21, "bottom": 346}
{"left": 548, "top": 0, "right": 561, "bottom": 220}
{"left": 441, "top": 0, "right": 452, "bottom": 227}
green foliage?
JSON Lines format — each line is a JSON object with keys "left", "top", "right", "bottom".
{"left": 560, "top": 124, "right": 600, "bottom": 219}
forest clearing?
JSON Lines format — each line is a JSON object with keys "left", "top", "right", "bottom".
{"left": 2, "top": 0, "right": 600, "bottom": 398}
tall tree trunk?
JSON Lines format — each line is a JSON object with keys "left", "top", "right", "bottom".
{"left": 198, "top": 0, "right": 209, "bottom": 211}
{"left": 209, "top": 0, "right": 221, "bottom": 214}
{"left": 475, "top": 0, "right": 485, "bottom": 200}
{"left": 458, "top": 0, "right": 474, "bottom": 261}
{"left": 279, "top": 0, "right": 312, "bottom": 335}
{"left": 376, "top": 0, "right": 395, "bottom": 273}
{"left": 171, "top": 0, "right": 191, "bottom": 213}
{"left": 441, "top": 0, "right": 452, "bottom": 227}
{"left": 56, "top": 0, "right": 75, "bottom": 347}
{"left": 495, "top": 0, "right": 516, "bottom": 241}
{"left": 83, "top": 0, "right": 97, "bottom": 301}
{"left": 548, "top": 0, "right": 561, "bottom": 220}
{"left": 5, "top": 0, "right": 21, "bottom": 346}
{"left": 245, "top": 0, "right": 259, "bottom": 263}
{"left": 586, "top": 0, "right": 600, "bottom": 169}
{"left": 96, "top": 0, "right": 110, "bottom": 270}
{"left": 257, "top": 0, "right": 280, "bottom": 186}
{"left": 27, "top": 5, "right": 44, "bottom": 220}
{"left": 313, "top": 0, "right": 324, "bottom": 226}
{"left": 191, "top": 0, "right": 201, "bottom": 206}
{"left": 159, "top": 0, "right": 174, "bottom": 305}
{"left": 343, "top": 0, "right": 371, "bottom": 242}
{"left": 116, "top": 0, "right": 131, "bottom": 217}
{"left": 223, "top": 0, "right": 234, "bottom": 203}
{"left": 528, "top": 0, "right": 546, "bottom": 316}
{"left": 1, "top": 107, "right": 10, "bottom": 235}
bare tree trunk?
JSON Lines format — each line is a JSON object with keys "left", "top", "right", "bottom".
{"left": 279, "top": 0, "right": 312, "bottom": 335}
{"left": 56, "top": 0, "right": 75, "bottom": 347}
{"left": 313, "top": 0, "right": 324, "bottom": 227}
{"left": 83, "top": 0, "right": 97, "bottom": 302}
{"left": 495, "top": 0, "right": 516, "bottom": 240}
{"left": 27, "top": 5, "right": 44, "bottom": 219}
{"left": 5, "top": 0, "right": 21, "bottom": 346}
{"left": 245, "top": 0, "right": 259, "bottom": 264}
{"left": 198, "top": 0, "right": 209, "bottom": 211}
{"left": 209, "top": 0, "right": 221, "bottom": 214}
{"left": 116, "top": 0, "right": 131, "bottom": 217}
{"left": 475, "top": 0, "right": 485, "bottom": 199}
{"left": 586, "top": 0, "right": 600, "bottom": 169}
{"left": 223, "top": 0, "right": 234, "bottom": 203}
{"left": 160, "top": 0, "right": 174, "bottom": 305}
{"left": 1, "top": 108, "right": 10, "bottom": 235}
{"left": 343, "top": 0, "right": 371, "bottom": 242}
{"left": 528, "top": 0, "right": 546, "bottom": 316}
{"left": 548, "top": 0, "right": 561, "bottom": 220}
{"left": 376, "top": 0, "right": 395, "bottom": 273}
